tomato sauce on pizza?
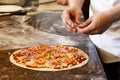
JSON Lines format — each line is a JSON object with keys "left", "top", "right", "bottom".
{"left": 10, "top": 45, "right": 89, "bottom": 71}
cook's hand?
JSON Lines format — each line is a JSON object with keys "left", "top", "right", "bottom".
{"left": 78, "top": 12, "right": 112, "bottom": 35}
{"left": 62, "top": 6, "right": 82, "bottom": 32}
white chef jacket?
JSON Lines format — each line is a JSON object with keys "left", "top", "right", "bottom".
{"left": 89, "top": 0, "right": 120, "bottom": 63}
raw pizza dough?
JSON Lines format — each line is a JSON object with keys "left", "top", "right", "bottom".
{"left": 0, "top": 5, "right": 22, "bottom": 12}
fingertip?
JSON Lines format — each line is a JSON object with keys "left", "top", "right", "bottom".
{"left": 76, "top": 19, "right": 80, "bottom": 25}
{"left": 66, "top": 20, "right": 74, "bottom": 27}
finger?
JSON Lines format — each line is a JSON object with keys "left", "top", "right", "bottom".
{"left": 73, "top": 25, "right": 78, "bottom": 32}
{"left": 79, "top": 17, "right": 92, "bottom": 28}
{"left": 64, "top": 22, "right": 78, "bottom": 32}
{"left": 63, "top": 19, "right": 76, "bottom": 33}
{"left": 70, "top": 24, "right": 77, "bottom": 32}
{"left": 77, "top": 24, "right": 94, "bottom": 34}
{"left": 62, "top": 12, "right": 74, "bottom": 27}
{"left": 75, "top": 13, "right": 81, "bottom": 24}
{"left": 65, "top": 23, "right": 74, "bottom": 32}
{"left": 64, "top": 20, "right": 74, "bottom": 32}
{"left": 62, "top": 14, "right": 70, "bottom": 28}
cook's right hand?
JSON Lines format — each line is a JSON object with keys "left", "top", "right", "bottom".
{"left": 61, "top": 6, "right": 82, "bottom": 32}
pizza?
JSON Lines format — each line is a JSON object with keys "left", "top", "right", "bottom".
{"left": 10, "top": 45, "right": 89, "bottom": 71}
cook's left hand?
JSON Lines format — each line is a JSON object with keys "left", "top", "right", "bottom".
{"left": 77, "top": 12, "right": 112, "bottom": 35}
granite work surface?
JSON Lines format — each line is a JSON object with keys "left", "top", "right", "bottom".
{"left": 0, "top": 12, "right": 107, "bottom": 80}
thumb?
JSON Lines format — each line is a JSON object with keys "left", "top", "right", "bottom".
{"left": 75, "top": 14, "right": 80, "bottom": 24}
{"left": 79, "top": 17, "right": 92, "bottom": 28}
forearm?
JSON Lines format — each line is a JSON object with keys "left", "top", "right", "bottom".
{"left": 105, "top": 4, "right": 120, "bottom": 23}
{"left": 68, "top": 0, "right": 85, "bottom": 9}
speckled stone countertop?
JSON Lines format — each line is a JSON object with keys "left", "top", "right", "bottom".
{"left": 0, "top": 12, "right": 107, "bottom": 80}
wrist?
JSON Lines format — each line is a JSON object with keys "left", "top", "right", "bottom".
{"left": 68, "top": 0, "right": 85, "bottom": 9}
{"left": 69, "top": 5, "right": 82, "bottom": 11}
{"left": 103, "top": 11, "right": 113, "bottom": 25}
{"left": 104, "top": 5, "right": 120, "bottom": 23}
